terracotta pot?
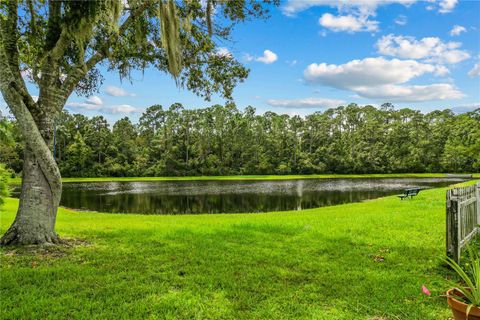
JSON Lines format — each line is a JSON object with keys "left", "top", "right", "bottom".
{"left": 447, "top": 288, "right": 480, "bottom": 320}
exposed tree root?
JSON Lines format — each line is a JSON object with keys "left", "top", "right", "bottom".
{"left": 0, "top": 226, "right": 60, "bottom": 246}
{"left": 1, "top": 237, "right": 90, "bottom": 260}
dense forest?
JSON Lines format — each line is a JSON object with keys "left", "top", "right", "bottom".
{"left": 1, "top": 103, "right": 479, "bottom": 177}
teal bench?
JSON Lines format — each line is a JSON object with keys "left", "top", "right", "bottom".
{"left": 397, "top": 188, "right": 421, "bottom": 200}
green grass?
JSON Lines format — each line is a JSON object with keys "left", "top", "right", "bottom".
{"left": 1, "top": 180, "right": 479, "bottom": 319}
{"left": 9, "top": 172, "right": 480, "bottom": 184}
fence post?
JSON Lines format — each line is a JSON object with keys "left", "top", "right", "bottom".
{"left": 477, "top": 183, "right": 480, "bottom": 225}
{"left": 446, "top": 190, "right": 452, "bottom": 258}
{"left": 446, "top": 189, "right": 460, "bottom": 262}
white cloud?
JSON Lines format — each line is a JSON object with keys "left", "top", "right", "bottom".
{"left": 104, "top": 86, "right": 136, "bottom": 97}
{"left": 67, "top": 102, "right": 102, "bottom": 110}
{"left": 303, "top": 57, "right": 462, "bottom": 102}
{"left": 304, "top": 57, "right": 448, "bottom": 87}
{"left": 86, "top": 95, "right": 103, "bottom": 106}
{"left": 424, "top": 0, "right": 458, "bottom": 13}
{"left": 439, "top": 0, "right": 457, "bottom": 13}
{"left": 216, "top": 47, "right": 233, "bottom": 58}
{"left": 319, "top": 13, "right": 378, "bottom": 33}
{"left": 376, "top": 34, "right": 470, "bottom": 64}
{"left": 450, "top": 25, "right": 466, "bottom": 36}
{"left": 283, "top": 1, "right": 417, "bottom": 34}
{"left": 67, "top": 95, "right": 104, "bottom": 110}
{"left": 468, "top": 64, "right": 480, "bottom": 77}
{"left": 66, "top": 97, "right": 138, "bottom": 114}
{"left": 105, "top": 104, "right": 138, "bottom": 114}
{"left": 281, "top": 0, "right": 416, "bottom": 16}
{"left": 256, "top": 50, "right": 278, "bottom": 64}
{"left": 353, "top": 84, "right": 464, "bottom": 102}
{"left": 266, "top": 97, "right": 346, "bottom": 109}
{"left": 394, "top": 15, "right": 408, "bottom": 26}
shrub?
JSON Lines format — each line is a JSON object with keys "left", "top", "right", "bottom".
{"left": 0, "top": 164, "right": 10, "bottom": 207}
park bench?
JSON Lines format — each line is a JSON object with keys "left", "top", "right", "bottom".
{"left": 397, "top": 188, "right": 421, "bottom": 200}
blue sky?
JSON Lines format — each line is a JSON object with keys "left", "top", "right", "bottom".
{"left": 1, "top": 0, "right": 479, "bottom": 123}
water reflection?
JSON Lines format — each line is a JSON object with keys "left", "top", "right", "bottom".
{"left": 11, "top": 178, "right": 468, "bottom": 214}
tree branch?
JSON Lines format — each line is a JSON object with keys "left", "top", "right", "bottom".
{"left": 0, "top": 0, "right": 40, "bottom": 117}
{"left": 60, "top": 1, "right": 152, "bottom": 107}
{"left": 26, "top": 0, "right": 37, "bottom": 36}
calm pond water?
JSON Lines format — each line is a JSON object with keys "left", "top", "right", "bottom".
{"left": 12, "top": 177, "right": 468, "bottom": 214}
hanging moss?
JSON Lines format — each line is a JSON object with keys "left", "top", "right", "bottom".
{"left": 63, "top": 1, "right": 123, "bottom": 65}
{"left": 158, "top": 0, "right": 183, "bottom": 79}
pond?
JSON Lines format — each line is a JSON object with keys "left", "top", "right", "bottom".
{"left": 12, "top": 177, "right": 468, "bottom": 214}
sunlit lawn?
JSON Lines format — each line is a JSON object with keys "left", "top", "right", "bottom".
{"left": 1, "top": 180, "right": 478, "bottom": 319}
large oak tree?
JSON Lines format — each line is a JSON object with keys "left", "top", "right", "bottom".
{"left": 0, "top": 0, "right": 276, "bottom": 245}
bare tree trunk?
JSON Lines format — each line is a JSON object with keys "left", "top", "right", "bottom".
{"left": 0, "top": 146, "right": 61, "bottom": 245}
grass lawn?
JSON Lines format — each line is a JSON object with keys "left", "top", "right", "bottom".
{"left": 1, "top": 180, "right": 479, "bottom": 319}
{"left": 9, "top": 173, "right": 480, "bottom": 184}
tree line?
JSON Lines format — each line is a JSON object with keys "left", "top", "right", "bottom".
{"left": 1, "top": 103, "right": 479, "bottom": 177}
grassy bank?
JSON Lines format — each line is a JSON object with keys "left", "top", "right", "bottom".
{"left": 9, "top": 173, "right": 480, "bottom": 184}
{"left": 1, "top": 180, "right": 479, "bottom": 319}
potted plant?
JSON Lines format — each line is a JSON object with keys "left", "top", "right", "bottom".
{"left": 445, "top": 247, "right": 480, "bottom": 320}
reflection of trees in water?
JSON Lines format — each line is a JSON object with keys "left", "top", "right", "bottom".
{"left": 60, "top": 189, "right": 395, "bottom": 214}
{"left": 56, "top": 179, "right": 466, "bottom": 215}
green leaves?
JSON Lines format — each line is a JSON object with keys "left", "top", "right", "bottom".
{"left": 4, "top": 1, "right": 275, "bottom": 104}
{"left": 446, "top": 246, "right": 480, "bottom": 310}
{"left": 0, "top": 118, "right": 13, "bottom": 146}
{"left": 0, "top": 164, "right": 10, "bottom": 207}
{"left": 2, "top": 103, "right": 480, "bottom": 178}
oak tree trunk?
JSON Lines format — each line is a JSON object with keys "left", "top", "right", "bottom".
{"left": 0, "top": 78, "right": 63, "bottom": 246}
{"left": 0, "top": 146, "right": 61, "bottom": 245}
{"left": 0, "top": 81, "right": 63, "bottom": 246}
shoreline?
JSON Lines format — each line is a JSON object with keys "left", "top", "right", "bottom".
{"left": 9, "top": 173, "right": 479, "bottom": 185}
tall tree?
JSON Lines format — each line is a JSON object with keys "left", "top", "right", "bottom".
{"left": 64, "top": 131, "right": 92, "bottom": 177}
{"left": 0, "top": 0, "right": 277, "bottom": 245}
{"left": 2, "top": 105, "right": 480, "bottom": 179}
